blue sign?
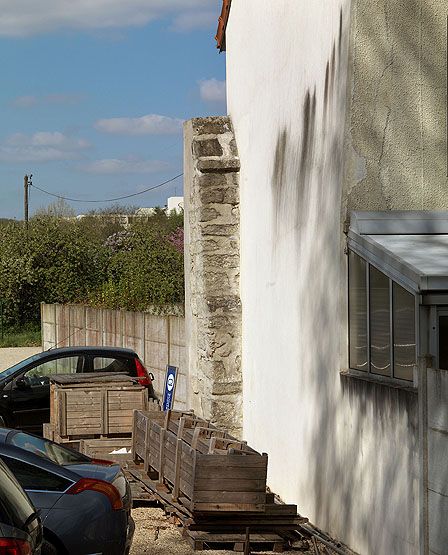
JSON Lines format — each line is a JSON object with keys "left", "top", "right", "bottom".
{"left": 162, "top": 365, "right": 178, "bottom": 411}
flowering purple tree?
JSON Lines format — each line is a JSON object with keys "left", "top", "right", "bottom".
{"left": 167, "top": 227, "right": 184, "bottom": 253}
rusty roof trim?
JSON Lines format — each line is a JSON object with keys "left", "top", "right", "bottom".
{"left": 215, "top": 0, "right": 232, "bottom": 52}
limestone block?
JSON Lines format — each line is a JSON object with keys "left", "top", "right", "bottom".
{"left": 197, "top": 158, "right": 241, "bottom": 174}
{"left": 211, "top": 381, "right": 243, "bottom": 396}
{"left": 210, "top": 394, "right": 243, "bottom": 432}
{"left": 200, "top": 223, "right": 239, "bottom": 237}
{"left": 190, "top": 116, "right": 233, "bottom": 136}
{"left": 199, "top": 204, "right": 239, "bottom": 226}
{"left": 193, "top": 137, "right": 223, "bottom": 157}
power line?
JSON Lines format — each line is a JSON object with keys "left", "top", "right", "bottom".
{"left": 29, "top": 173, "right": 184, "bottom": 203}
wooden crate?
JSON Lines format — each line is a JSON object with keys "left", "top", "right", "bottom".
{"left": 80, "top": 437, "right": 133, "bottom": 464}
{"left": 133, "top": 409, "right": 189, "bottom": 463}
{"left": 133, "top": 410, "right": 268, "bottom": 513}
{"left": 43, "top": 422, "right": 82, "bottom": 451}
{"left": 50, "top": 374, "right": 149, "bottom": 439}
{"left": 42, "top": 422, "right": 54, "bottom": 441}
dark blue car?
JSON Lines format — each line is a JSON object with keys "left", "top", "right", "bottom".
{"left": 0, "top": 428, "right": 134, "bottom": 555}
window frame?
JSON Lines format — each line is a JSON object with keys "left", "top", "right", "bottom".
{"left": 1, "top": 455, "right": 74, "bottom": 494}
{"left": 348, "top": 248, "right": 418, "bottom": 385}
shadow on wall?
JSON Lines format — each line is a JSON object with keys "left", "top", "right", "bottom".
{"left": 269, "top": 4, "right": 427, "bottom": 553}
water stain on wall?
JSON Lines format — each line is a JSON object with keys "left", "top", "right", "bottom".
{"left": 296, "top": 89, "right": 317, "bottom": 228}
{"left": 272, "top": 128, "right": 288, "bottom": 237}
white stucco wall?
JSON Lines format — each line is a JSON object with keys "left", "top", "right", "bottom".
{"left": 226, "top": 2, "right": 420, "bottom": 554}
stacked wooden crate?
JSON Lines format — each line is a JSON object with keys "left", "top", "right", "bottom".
{"left": 132, "top": 409, "right": 307, "bottom": 552}
{"left": 47, "top": 373, "right": 151, "bottom": 442}
{"left": 134, "top": 409, "right": 267, "bottom": 513}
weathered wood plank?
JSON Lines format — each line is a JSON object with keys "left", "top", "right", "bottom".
{"left": 193, "top": 491, "right": 266, "bottom": 504}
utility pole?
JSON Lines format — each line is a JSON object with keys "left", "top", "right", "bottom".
{"left": 24, "top": 174, "right": 32, "bottom": 230}
{"left": 24, "top": 174, "right": 29, "bottom": 229}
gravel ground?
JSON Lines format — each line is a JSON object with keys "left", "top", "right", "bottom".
{"left": 130, "top": 507, "right": 317, "bottom": 555}
{"left": 0, "top": 346, "right": 42, "bottom": 372}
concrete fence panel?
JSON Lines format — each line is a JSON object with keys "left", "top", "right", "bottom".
{"left": 102, "top": 309, "right": 122, "bottom": 347}
{"left": 70, "top": 305, "right": 87, "bottom": 346}
{"left": 122, "top": 311, "right": 145, "bottom": 358}
{"left": 86, "top": 307, "right": 102, "bottom": 346}
{"left": 55, "top": 304, "right": 71, "bottom": 348}
{"left": 41, "top": 304, "right": 187, "bottom": 409}
{"left": 144, "top": 314, "right": 169, "bottom": 394}
{"left": 41, "top": 304, "right": 56, "bottom": 351}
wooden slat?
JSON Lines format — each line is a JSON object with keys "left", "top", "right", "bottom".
{"left": 193, "top": 491, "right": 266, "bottom": 504}
{"left": 193, "top": 478, "right": 266, "bottom": 492}
{"left": 192, "top": 502, "right": 266, "bottom": 513}
{"left": 196, "top": 454, "right": 268, "bottom": 467}
{"left": 195, "top": 465, "right": 267, "bottom": 480}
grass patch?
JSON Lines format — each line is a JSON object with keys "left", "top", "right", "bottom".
{"left": 0, "top": 324, "right": 41, "bottom": 348}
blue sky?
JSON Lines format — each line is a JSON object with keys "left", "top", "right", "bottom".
{"left": 0, "top": 1, "right": 226, "bottom": 218}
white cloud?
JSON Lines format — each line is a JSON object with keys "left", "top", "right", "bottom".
{"left": 81, "top": 158, "right": 168, "bottom": 174}
{"left": 95, "top": 114, "right": 183, "bottom": 136}
{"left": 0, "top": 0, "right": 219, "bottom": 37}
{"left": 0, "top": 131, "right": 90, "bottom": 162}
{"left": 170, "top": 10, "right": 217, "bottom": 32}
{"left": 199, "top": 78, "right": 226, "bottom": 103}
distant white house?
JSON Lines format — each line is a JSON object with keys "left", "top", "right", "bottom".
{"left": 167, "top": 196, "right": 184, "bottom": 214}
{"left": 77, "top": 196, "right": 184, "bottom": 220}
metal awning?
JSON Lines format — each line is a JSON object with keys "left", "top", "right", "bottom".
{"left": 348, "top": 212, "right": 448, "bottom": 294}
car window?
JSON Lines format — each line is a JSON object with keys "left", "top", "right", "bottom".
{"left": 1, "top": 456, "right": 72, "bottom": 492}
{"left": 0, "top": 353, "right": 43, "bottom": 380}
{"left": 0, "top": 459, "right": 35, "bottom": 528}
{"left": 92, "top": 356, "right": 133, "bottom": 374}
{"left": 9, "top": 432, "right": 90, "bottom": 466}
{"left": 24, "top": 356, "right": 81, "bottom": 385}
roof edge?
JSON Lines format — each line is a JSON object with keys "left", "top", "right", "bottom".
{"left": 215, "top": 0, "right": 232, "bottom": 52}
{"left": 350, "top": 211, "right": 448, "bottom": 235}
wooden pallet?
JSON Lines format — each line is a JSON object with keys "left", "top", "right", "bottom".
{"left": 80, "top": 437, "right": 133, "bottom": 464}
{"left": 44, "top": 421, "right": 132, "bottom": 443}
{"left": 123, "top": 463, "right": 159, "bottom": 504}
{"left": 185, "top": 530, "right": 287, "bottom": 552}
{"left": 129, "top": 470, "right": 307, "bottom": 551}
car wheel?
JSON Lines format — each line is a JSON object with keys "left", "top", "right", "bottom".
{"left": 42, "top": 539, "right": 58, "bottom": 555}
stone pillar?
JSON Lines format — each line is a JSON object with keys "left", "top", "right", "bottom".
{"left": 184, "top": 116, "right": 242, "bottom": 436}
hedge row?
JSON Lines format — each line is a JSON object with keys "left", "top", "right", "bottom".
{"left": 0, "top": 209, "right": 184, "bottom": 327}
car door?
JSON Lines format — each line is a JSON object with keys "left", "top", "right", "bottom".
{"left": 8, "top": 355, "right": 84, "bottom": 433}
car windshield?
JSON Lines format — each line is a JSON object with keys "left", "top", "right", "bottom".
{"left": 8, "top": 432, "right": 90, "bottom": 466}
{"left": 0, "top": 353, "right": 43, "bottom": 380}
